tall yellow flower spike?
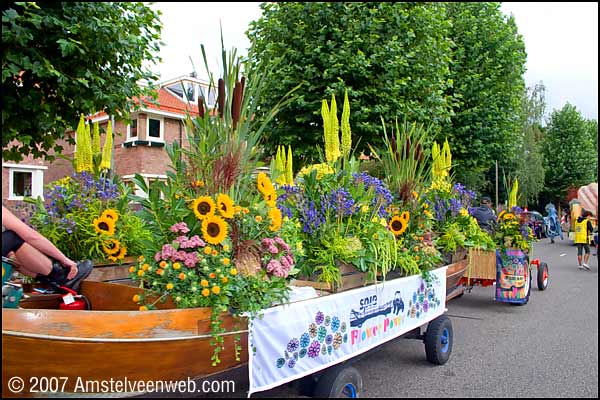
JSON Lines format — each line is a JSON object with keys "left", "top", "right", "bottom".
{"left": 508, "top": 178, "right": 519, "bottom": 209}
{"left": 341, "top": 90, "right": 351, "bottom": 157}
{"left": 329, "top": 94, "right": 341, "bottom": 162}
{"left": 100, "top": 120, "right": 113, "bottom": 171}
{"left": 285, "top": 145, "right": 294, "bottom": 186}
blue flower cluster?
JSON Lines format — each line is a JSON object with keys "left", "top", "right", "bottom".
{"left": 323, "top": 188, "right": 356, "bottom": 218}
{"left": 352, "top": 172, "right": 394, "bottom": 217}
{"left": 427, "top": 182, "right": 476, "bottom": 222}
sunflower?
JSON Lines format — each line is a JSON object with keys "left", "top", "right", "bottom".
{"left": 257, "top": 173, "right": 274, "bottom": 195}
{"left": 264, "top": 189, "right": 277, "bottom": 207}
{"left": 101, "top": 209, "right": 119, "bottom": 222}
{"left": 268, "top": 207, "right": 283, "bottom": 232}
{"left": 400, "top": 211, "right": 410, "bottom": 223}
{"left": 93, "top": 215, "right": 116, "bottom": 236}
{"left": 502, "top": 212, "right": 516, "bottom": 220}
{"left": 108, "top": 245, "right": 127, "bottom": 262}
{"left": 192, "top": 196, "right": 216, "bottom": 220}
{"left": 201, "top": 214, "right": 228, "bottom": 245}
{"left": 216, "top": 193, "right": 235, "bottom": 219}
{"left": 102, "top": 239, "right": 121, "bottom": 256}
{"left": 389, "top": 215, "right": 408, "bottom": 236}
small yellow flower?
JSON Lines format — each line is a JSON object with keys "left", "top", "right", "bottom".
{"left": 129, "top": 266, "right": 136, "bottom": 273}
{"left": 202, "top": 288, "right": 210, "bottom": 297}
{"left": 222, "top": 258, "right": 230, "bottom": 266}
{"left": 173, "top": 262, "right": 181, "bottom": 270}
{"left": 137, "top": 270, "right": 145, "bottom": 277}
{"left": 223, "top": 244, "right": 230, "bottom": 252}
{"left": 138, "top": 256, "right": 145, "bottom": 262}
{"left": 201, "top": 279, "right": 209, "bottom": 287}
{"left": 132, "top": 294, "right": 140, "bottom": 303}
{"left": 361, "top": 205, "right": 369, "bottom": 213}
{"left": 221, "top": 276, "right": 228, "bottom": 284}
{"left": 212, "top": 286, "right": 221, "bottom": 295}
{"left": 139, "top": 306, "right": 148, "bottom": 311}
{"left": 142, "top": 263, "right": 149, "bottom": 271}
{"left": 255, "top": 215, "right": 263, "bottom": 222}
{"left": 229, "top": 268, "right": 238, "bottom": 276}
{"left": 204, "top": 246, "right": 212, "bottom": 255}
{"left": 166, "top": 283, "right": 174, "bottom": 290}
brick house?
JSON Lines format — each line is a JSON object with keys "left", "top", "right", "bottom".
{"left": 2, "top": 75, "right": 213, "bottom": 212}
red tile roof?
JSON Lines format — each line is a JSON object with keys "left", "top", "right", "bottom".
{"left": 90, "top": 85, "right": 212, "bottom": 120}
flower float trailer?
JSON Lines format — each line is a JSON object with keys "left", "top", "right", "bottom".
{"left": 459, "top": 181, "right": 550, "bottom": 305}
{"left": 2, "top": 264, "right": 454, "bottom": 398}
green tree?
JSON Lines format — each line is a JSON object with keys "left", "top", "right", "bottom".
{"left": 541, "top": 103, "right": 597, "bottom": 204}
{"left": 513, "top": 82, "right": 547, "bottom": 206}
{"left": 246, "top": 2, "right": 454, "bottom": 167}
{"left": 444, "top": 2, "right": 527, "bottom": 193}
{"left": 2, "top": 2, "right": 163, "bottom": 162}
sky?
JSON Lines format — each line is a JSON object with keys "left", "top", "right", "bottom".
{"left": 148, "top": 2, "right": 598, "bottom": 121}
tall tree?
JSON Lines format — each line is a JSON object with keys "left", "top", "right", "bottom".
{"left": 513, "top": 82, "right": 547, "bottom": 206}
{"left": 444, "top": 2, "right": 527, "bottom": 193}
{"left": 246, "top": 2, "right": 454, "bottom": 167}
{"left": 541, "top": 103, "right": 597, "bottom": 204}
{"left": 2, "top": 2, "right": 163, "bottom": 162}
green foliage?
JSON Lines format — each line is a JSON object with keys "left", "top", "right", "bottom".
{"left": 369, "top": 118, "right": 432, "bottom": 203}
{"left": 541, "top": 103, "right": 598, "bottom": 202}
{"left": 513, "top": 84, "right": 547, "bottom": 206}
{"left": 444, "top": 2, "right": 527, "bottom": 193}
{"left": 2, "top": 2, "right": 162, "bottom": 162}
{"left": 183, "top": 40, "right": 299, "bottom": 203}
{"left": 246, "top": 2, "right": 454, "bottom": 168}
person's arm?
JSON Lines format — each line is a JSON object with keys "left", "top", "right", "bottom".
{"left": 2, "top": 206, "right": 77, "bottom": 272}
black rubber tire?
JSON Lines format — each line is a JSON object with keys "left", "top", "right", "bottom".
{"left": 537, "top": 262, "right": 549, "bottom": 291}
{"left": 312, "top": 365, "right": 362, "bottom": 398}
{"left": 424, "top": 315, "right": 453, "bottom": 365}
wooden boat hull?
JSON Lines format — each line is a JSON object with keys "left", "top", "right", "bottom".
{"left": 2, "top": 281, "right": 248, "bottom": 397}
{"left": 445, "top": 258, "right": 469, "bottom": 301}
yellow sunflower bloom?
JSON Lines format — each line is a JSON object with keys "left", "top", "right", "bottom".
{"left": 268, "top": 207, "right": 283, "bottom": 232}
{"left": 102, "top": 239, "right": 121, "bottom": 256}
{"left": 389, "top": 215, "right": 408, "bottom": 236}
{"left": 93, "top": 215, "right": 116, "bottom": 236}
{"left": 400, "top": 211, "right": 410, "bottom": 223}
{"left": 263, "top": 188, "right": 277, "bottom": 206}
{"left": 217, "top": 193, "right": 235, "bottom": 219}
{"left": 201, "top": 214, "right": 228, "bottom": 245}
{"left": 101, "top": 209, "right": 119, "bottom": 222}
{"left": 192, "top": 196, "right": 216, "bottom": 220}
{"left": 257, "top": 173, "right": 274, "bottom": 196}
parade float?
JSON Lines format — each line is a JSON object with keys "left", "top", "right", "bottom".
{"left": 3, "top": 46, "right": 510, "bottom": 397}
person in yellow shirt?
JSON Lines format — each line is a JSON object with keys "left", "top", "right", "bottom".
{"left": 574, "top": 210, "right": 594, "bottom": 270}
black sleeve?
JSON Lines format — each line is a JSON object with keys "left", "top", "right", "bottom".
{"left": 588, "top": 221, "right": 594, "bottom": 233}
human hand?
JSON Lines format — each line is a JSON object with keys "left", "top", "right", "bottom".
{"left": 62, "top": 258, "right": 78, "bottom": 280}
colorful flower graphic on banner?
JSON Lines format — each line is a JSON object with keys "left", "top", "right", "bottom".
{"left": 275, "top": 311, "right": 346, "bottom": 368}
{"left": 407, "top": 276, "right": 441, "bottom": 319}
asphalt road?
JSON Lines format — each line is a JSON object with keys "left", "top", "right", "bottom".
{"left": 183, "top": 239, "right": 599, "bottom": 398}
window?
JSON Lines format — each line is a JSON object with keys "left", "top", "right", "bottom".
{"left": 13, "top": 171, "right": 32, "bottom": 197}
{"left": 122, "top": 174, "right": 167, "bottom": 200}
{"left": 127, "top": 118, "right": 138, "bottom": 140}
{"left": 147, "top": 117, "right": 163, "bottom": 141}
{"left": 206, "top": 87, "right": 217, "bottom": 107}
{"left": 4, "top": 164, "right": 46, "bottom": 200}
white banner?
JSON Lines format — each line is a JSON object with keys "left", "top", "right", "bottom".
{"left": 248, "top": 266, "right": 447, "bottom": 395}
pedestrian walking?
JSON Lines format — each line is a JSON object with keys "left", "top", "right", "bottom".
{"left": 574, "top": 209, "right": 594, "bottom": 270}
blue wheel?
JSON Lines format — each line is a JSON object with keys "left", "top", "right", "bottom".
{"left": 424, "top": 315, "right": 453, "bottom": 365}
{"left": 313, "top": 365, "right": 362, "bottom": 398}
